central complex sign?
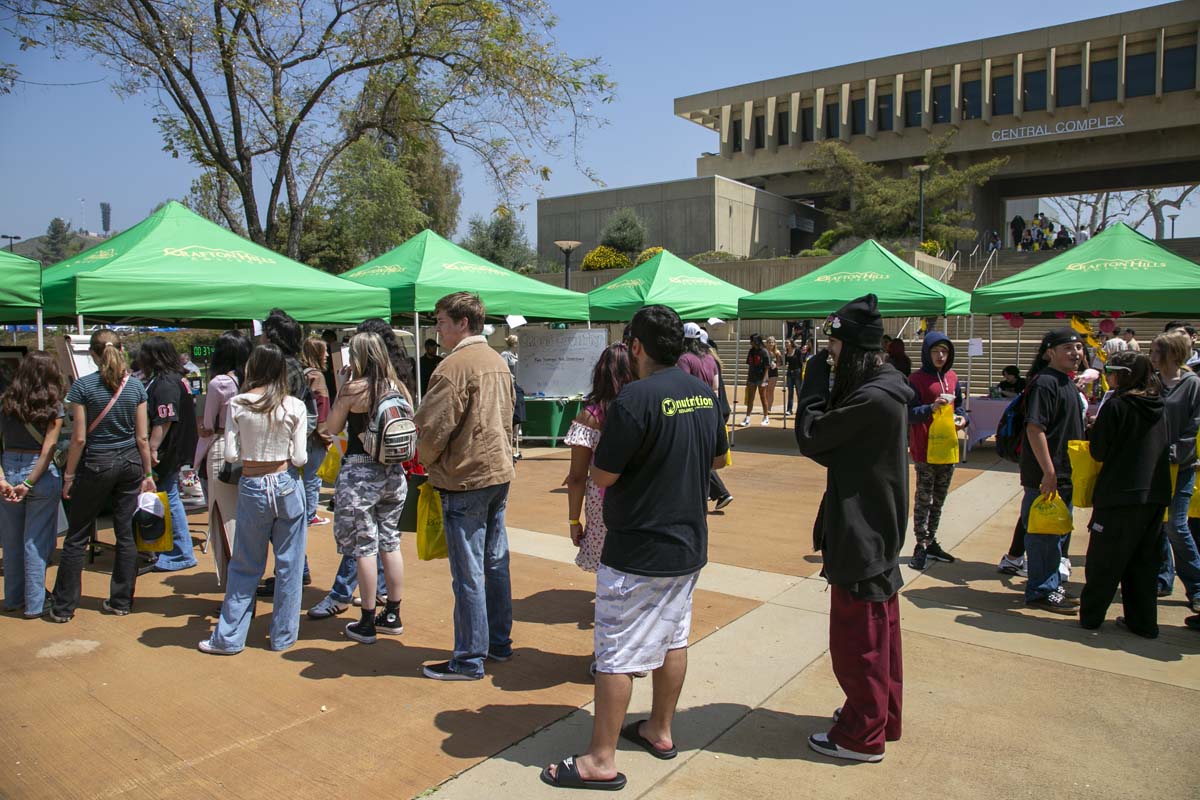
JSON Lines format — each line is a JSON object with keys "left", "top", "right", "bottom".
{"left": 991, "top": 114, "right": 1125, "bottom": 142}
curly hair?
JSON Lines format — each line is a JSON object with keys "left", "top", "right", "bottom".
{"left": 1, "top": 350, "right": 67, "bottom": 429}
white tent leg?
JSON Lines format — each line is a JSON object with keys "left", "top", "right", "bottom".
{"left": 77, "top": 314, "right": 84, "bottom": 335}
{"left": 966, "top": 314, "right": 974, "bottom": 412}
{"left": 988, "top": 315, "right": 994, "bottom": 394}
{"left": 36, "top": 310, "right": 44, "bottom": 350}
{"left": 415, "top": 312, "right": 423, "bottom": 404}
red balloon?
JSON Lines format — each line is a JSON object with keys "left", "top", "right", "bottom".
{"left": 1099, "top": 319, "right": 1117, "bottom": 334}
{"left": 1009, "top": 316, "right": 1025, "bottom": 329}
{"left": 1055, "top": 312, "right": 1066, "bottom": 319}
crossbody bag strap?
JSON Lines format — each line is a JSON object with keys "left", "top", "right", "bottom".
{"left": 87, "top": 374, "right": 131, "bottom": 435}
{"left": 23, "top": 421, "right": 46, "bottom": 445}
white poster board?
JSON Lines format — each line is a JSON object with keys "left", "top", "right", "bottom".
{"left": 516, "top": 328, "right": 608, "bottom": 398}
{"left": 56, "top": 334, "right": 98, "bottom": 381}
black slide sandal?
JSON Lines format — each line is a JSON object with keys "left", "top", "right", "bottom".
{"left": 540, "top": 756, "right": 627, "bottom": 791}
{"left": 620, "top": 721, "right": 677, "bottom": 760}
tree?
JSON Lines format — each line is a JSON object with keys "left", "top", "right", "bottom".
{"left": 459, "top": 213, "right": 536, "bottom": 272}
{"left": 805, "top": 131, "right": 1008, "bottom": 245}
{"left": 39, "top": 217, "right": 74, "bottom": 264}
{"left": 600, "top": 208, "right": 647, "bottom": 255}
{"left": 328, "top": 137, "right": 428, "bottom": 262}
{"left": 402, "top": 133, "right": 462, "bottom": 238}
{"left": 1043, "top": 185, "right": 1198, "bottom": 239}
{"left": 99, "top": 202, "right": 111, "bottom": 235}
{"left": 4, "top": 1, "right": 615, "bottom": 259}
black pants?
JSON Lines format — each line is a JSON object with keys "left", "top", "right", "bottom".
{"left": 52, "top": 446, "right": 144, "bottom": 616}
{"left": 1079, "top": 504, "right": 1165, "bottom": 637}
{"left": 708, "top": 470, "right": 728, "bottom": 501}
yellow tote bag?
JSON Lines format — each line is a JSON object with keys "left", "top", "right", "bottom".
{"left": 1067, "top": 440, "right": 1101, "bottom": 509}
{"left": 135, "top": 491, "right": 174, "bottom": 553}
{"left": 926, "top": 404, "right": 959, "bottom": 465}
{"left": 416, "top": 482, "right": 448, "bottom": 561}
{"left": 1189, "top": 471, "right": 1200, "bottom": 519}
{"left": 1028, "top": 491, "right": 1073, "bottom": 535}
{"left": 316, "top": 435, "right": 347, "bottom": 485}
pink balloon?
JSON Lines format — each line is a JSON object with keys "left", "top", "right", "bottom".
{"left": 1002, "top": 312, "right": 1013, "bottom": 320}
{"left": 1009, "top": 316, "right": 1025, "bottom": 329}
{"left": 1055, "top": 312, "right": 1066, "bottom": 319}
{"left": 1099, "top": 319, "right": 1117, "bottom": 334}
{"left": 1111, "top": 311, "right": 1123, "bottom": 318}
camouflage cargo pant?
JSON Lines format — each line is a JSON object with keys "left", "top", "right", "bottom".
{"left": 333, "top": 456, "right": 407, "bottom": 557}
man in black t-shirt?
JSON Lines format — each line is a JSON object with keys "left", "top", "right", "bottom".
{"left": 1020, "top": 328, "right": 1085, "bottom": 613}
{"left": 541, "top": 305, "right": 727, "bottom": 791}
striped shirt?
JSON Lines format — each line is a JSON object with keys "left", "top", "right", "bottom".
{"left": 65, "top": 372, "right": 148, "bottom": 451}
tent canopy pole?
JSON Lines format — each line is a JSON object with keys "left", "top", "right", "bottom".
{"left": 415, "top": 312, "right": 423, "bottom": 404}
{"left": 36, "top": 310, "right": 44, "bottom": 350}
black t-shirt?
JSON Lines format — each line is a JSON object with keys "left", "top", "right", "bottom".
{"left": 1019, "top": 368, "right": 1084, "bottom": 489}
{"left": 746, "top": 346, "right": 769, "bottom": 383}
{"left": 594, "top": 367, "right": 729, "bottom": 577}
{"left": 147, "top": 373, "right": 198, "bottom": 477}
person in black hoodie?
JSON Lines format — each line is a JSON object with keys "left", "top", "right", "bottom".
{"left": 1079, "top": 351, "right": 1172, "bottom": 638}
{"left": 795, "top": 294, "right": 914, "bottom": 763}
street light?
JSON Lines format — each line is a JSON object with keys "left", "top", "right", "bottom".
{"left": 554, "top": 240, "right": 582, "bottom": 291}
{"left": 1, "top": 234, "right": 20, "bottom": 251}
{"left": 1168, "top": 213, "right": 1179, "bottom": 239}
{"left": 911, "top": 164, "right": 931, "bottom": 245}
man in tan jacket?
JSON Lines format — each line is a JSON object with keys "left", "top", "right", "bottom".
{"left": 415, "top": 292, "right": 516, "bottom": 681}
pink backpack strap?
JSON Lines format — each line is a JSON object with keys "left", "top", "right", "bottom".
{"left": 585, "top": 403, "right": 605, "bottom": 427}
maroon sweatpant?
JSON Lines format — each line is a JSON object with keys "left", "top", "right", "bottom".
{"left": 828, "top": 586, "right": 903, "bottom": 755}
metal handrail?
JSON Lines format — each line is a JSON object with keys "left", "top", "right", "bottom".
{"left": 897, "top": 256, "right": 960, "bottom": 340}
{"left": 972, "top": 247, "right": 998, "bottom": 291}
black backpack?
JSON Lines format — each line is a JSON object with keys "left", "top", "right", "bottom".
{"left": 994, "top": 387, "right": 1031, "bottom": 463}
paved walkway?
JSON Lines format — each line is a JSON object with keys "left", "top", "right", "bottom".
{"left": 1, "top": 436, "right": 1197, "bottom": 799}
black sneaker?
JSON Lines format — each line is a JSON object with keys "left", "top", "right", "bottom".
{"left": 925, "top": 540, "right": 956, "bottom": 563}
{"left": 1027, "top": 588, "right": 1080, "bottom": 615}
{"left": 909, "top": 545, "right": 928, "bottom": 571}
{"left": 1184, "top": 615, "right": 1200, "bottom": 632}
{"left": 257, "top": 575, "right": 312, "bottom": 597}
{"left": 102, "top": 599, "right": 131, "bottom": 616}
{"left": 375, "top": 606, "right": 404, "bottom": 635}
{"left": 714, "top": 495, "right": 733, "bottom": 510}
{"left": 345, "top": 618, "right": 377, "bottom": 644}
{"left": 422, "top": 661, "right": 482, "bottom": 681}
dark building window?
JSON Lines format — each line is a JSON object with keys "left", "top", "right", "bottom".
{"left": 932, "top": 83, "right": 951, "bottom": 123}
{"left": 877, "top": 93, "right": 894, "bottom": 131}
{"left": 731, "top": 118, "right": 742, "bottom": 152}
{"left": 904, "top": 88, "right": 922, "bottom": 127}
{"left": 1091, "top": 57, "right": 1118, "bottom": 102}
{"left": 752, "top": 115, "right": 765, "bottom": 149}
{"left": 825, "top": 102, "right": 840, "bottom": 137}
{"left": 851, "top": 98, "right": 866, "bottom": 134}
{"left": 801, "top": 107, "right": 814, "bottom": 141}
{"left": 961, "top": 79, "right": 982, "bottom": 119}
{"left": 992, "top": 73, "right": 1013, "bottom": 116}
{"left": 1056, "top": 63, "right": 1082, "bottom": 107}
{"left": 1125, "top": 51, "right": 1156, "bottom": 97}
{"left": 777, "top": 110, "right": 790, "bottom": 145}
{"left": 1024, "top": 69, "right": 1047, "bottom": 111}
{"left": 1164, "top": 45, "right": 1197, "bottom": 92}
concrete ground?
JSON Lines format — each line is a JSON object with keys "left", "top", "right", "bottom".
{"left": 2, "top": 426, "right": 1198, "bottom": 799}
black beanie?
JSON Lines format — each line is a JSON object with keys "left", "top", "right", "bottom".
{"left": 828, "top": 294, "right": 885, "bottom": 351}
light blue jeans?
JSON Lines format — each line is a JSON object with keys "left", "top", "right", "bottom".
{"left": 0, "top": 453, "right": 61, "bottom": 615}
{"left": 153, "top": 469, "right": 198, "bottom": 571}
{"left": 329, "top": 553, "right": 385, "bottom": 604}
{"left": 1158, "top": 464, "right": 1200, "bottom": 600}
{"left": 1022, "top": 485, "right": 1074, "bottom": 602}
{"left": 303, "top": 440, "right": 328, "bottom": 522}
{"left": 209, "top": 471, "right": 307, "bottom": 652}
{"left": 442, "top": 483, "right": 513, "bottom": 677}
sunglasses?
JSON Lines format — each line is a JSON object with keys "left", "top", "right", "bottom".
{"left": 1103, "top": 364, "right": 1131, "bottom": 373}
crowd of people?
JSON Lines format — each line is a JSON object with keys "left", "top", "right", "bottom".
{"left": 1, "top": 292, "right": 1198, "bottom": 785}
{"left": 1008, "top": 212, "right": 1085, "bottom": 252}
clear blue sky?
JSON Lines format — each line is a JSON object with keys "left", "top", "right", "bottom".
{"left": 1, "top": 0, "right": 1196, "bottom": 245}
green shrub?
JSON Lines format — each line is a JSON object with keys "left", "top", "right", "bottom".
{"left": 581, "top": 245, "right": 632, "bottom": 271}
{"left": 812, "top": 226, "right": 850, "bottom": 251}
{"left": 636, "top": 246, "right": 663, "bottom": 265}
{"left": 687, "top": 250, "right": 741, "bottom": 265}
{"left": 797, "top": 248, "right": 831, "bottom": 257}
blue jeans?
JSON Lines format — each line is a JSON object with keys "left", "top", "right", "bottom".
{"left": 442, "top": 483, "right": 513, "bottom": 677}
{"left": 1022, "top": 485, "right": 1073, "bottom": 602}
{"left": 1158, "top": 464, "right": 1200, "bottom": 600}
{"left": 329, "top": 553, "right": 385, "bottom": 604}
{"left": 303, "top": 441, "right": 328, "bottom": 521}
{"left": 153, "top": 469, "right": 198, "bottom": 570}
{"left": 0, "top": 453, "right": 61, "bottom": 615}
{"left": 210, "top": 471, "right": 307, "bottom": 652}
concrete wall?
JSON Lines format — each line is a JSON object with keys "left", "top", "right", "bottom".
{"left": 536, "top": 176, "right": 816, "bottom": 264}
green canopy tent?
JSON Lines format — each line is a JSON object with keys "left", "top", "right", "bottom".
{"left": 0, "top": 250, "right": 46, "bottom": 348}
{"left": 42, "top": 202, "right": 391, "bottom": 326}
{"left": 586, "top": 249, "right": 750, "bottom": 322}
{"left": 971, "top": 222, "right": 1200, "bottom": 316}
{"left": 737, "top": 239, "right": 970, "bottom": 319}
{"left": 342, "top": 229, "right": 591, "bottom": 397}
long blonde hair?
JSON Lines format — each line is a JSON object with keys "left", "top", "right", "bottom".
{"left": 89, "top": 329, "right": 127, "bottom": 392}
{"left": 350, "top": 332, "right": 411, "bottom": 410}
{"left": 301, "top": 336, "right": 327, "bottom": 372}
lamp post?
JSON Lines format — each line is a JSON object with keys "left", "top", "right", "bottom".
{"left": 554, "top": 240, "right": 582, "bottom": 291}
{"left": 1, "top": 234, "right": 20, "bottom": 252}
{"left": 911, "top": 164, "right": 931, "bottom": 245}
{"left": 1168, "top": 213, "right": 1179, "bottom": 239}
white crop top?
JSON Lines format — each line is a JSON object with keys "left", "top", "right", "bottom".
{"left": 223, "top": 394, "right": 308, "bottom": 467}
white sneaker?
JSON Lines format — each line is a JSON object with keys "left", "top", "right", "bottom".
{"left": 760, "top": 416, "right": 770, "bottom": 426}
{"left": 998, "top": 553, "right": 1027, "bottom": 577}
{"left": 1059, "top": 557, "right": 1072, "bottom": 581}
{"left": 739, "top": 417, "right": 751, "bottom": 427}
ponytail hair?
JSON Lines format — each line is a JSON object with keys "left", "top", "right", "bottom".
{"left": 90, "top": 329, "right": 126, "bottom": 392}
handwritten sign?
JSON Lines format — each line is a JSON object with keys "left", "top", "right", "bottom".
{"left": 516, "top": 328, "right": 608, "bottom": 398}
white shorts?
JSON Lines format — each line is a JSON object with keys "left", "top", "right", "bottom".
{"left": 593, "top": 564, "right": 698, "bottom": 675}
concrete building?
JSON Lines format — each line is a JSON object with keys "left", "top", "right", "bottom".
{"left": 536, "top": 175, "right": 821, "bottom": 264}
{"left": 540, "top": 1, "right": 1200, "bottom": 261}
